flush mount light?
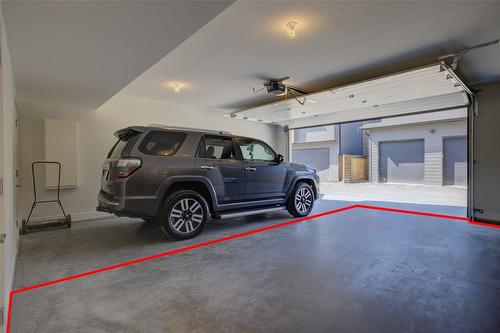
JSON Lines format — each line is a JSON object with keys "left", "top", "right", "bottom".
{"left": 171, "top": 83, "right": 182, "bottom": 93}
{"left": 286, "top": 21, "right": 298, "bottom": 38}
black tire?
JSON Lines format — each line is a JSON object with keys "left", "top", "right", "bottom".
{"left": 286, "top": 182, "right": 315, "bottom": 217}
{"left": 143, "top": 217, "right": 156, "bottom": 224}
{"left": 159, "top": 190, "right": 209, "bottom": 240}
{"left": 21, "top": 219, "right": 27, "bottom": 235}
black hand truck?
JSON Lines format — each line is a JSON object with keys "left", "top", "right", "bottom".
{"left": 21, "top": 161, "right": 71, "bottom": 234}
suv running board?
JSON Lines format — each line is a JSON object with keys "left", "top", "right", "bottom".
{"left": 212, "top": 206, "right": 285, "bottom": 219}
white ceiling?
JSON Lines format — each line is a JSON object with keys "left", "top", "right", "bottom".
{"left": 4, "top": 1, "right": 500, "bottom": 114}
{"left": 2, "top": 0, "right": 233, "bottom": 110}
{"left": 120, "top": 1, "right": 500, "bottom": 113}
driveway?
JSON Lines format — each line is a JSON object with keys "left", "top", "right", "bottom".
{"left": 320, "top": 182, "right": 467, "bottom": 207}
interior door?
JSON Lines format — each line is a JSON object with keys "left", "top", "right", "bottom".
{"left": 195, "top": 136, "right": 246, "bottom": 204}
{"left": 235, "top": 138, "right": 287, "bottom": 201}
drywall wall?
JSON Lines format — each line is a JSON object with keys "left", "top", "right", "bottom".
{"left": 44, "top": 118, "right": 79, "bottom": 188}
{"left": 17, "top": 95, "right": 278, "bottom": 222}
{"left": 1, "top": 8, "right": 18, "bottom": 332}
{"left": 472, "top": 82, "right": 500, "bottom": 222}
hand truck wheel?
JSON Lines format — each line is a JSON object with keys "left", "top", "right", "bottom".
{"left": 21, "top": 219, "right": 27, "bottom": 235}
{"left": 66, "top": 214, "right": 72, "bottom": 228}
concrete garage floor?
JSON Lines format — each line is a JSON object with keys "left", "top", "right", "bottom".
{"left": 11, "top": 200, "right": 500, "bottom": 333}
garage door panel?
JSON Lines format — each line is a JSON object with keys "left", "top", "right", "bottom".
{"left": 292, "top": 148, "right": 329, "bottom": 182}
{"left": 379, "top": 140, "right": 424, "bottom": 184}
{"left": 443, "top": 137, "right": 467, "bottom": 186}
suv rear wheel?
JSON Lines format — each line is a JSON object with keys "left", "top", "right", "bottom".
{"left": 159, "top": 190, "right": 209, "bottom": 240}
{"left": 287, "top": 182, "right": 315, "bottom": 217}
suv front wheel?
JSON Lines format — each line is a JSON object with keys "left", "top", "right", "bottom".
{"left": 159, "top": 190, "right": 209, "bottom": 240}
{"left": 287, "top": 182, "right": 315, "bottom": 217}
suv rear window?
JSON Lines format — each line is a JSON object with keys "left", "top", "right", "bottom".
{"left": 138, "top": 131, "right": 186, "bottom": 156}
{"left": 109, "top": 133, "right": 140, "bottom": 158}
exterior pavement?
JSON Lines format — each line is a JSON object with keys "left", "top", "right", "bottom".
{"left": 320, "top": 182, "right": 467, "bottom": 207}
{"left": 11, "top": 199, "right": 499, "bottom": 333}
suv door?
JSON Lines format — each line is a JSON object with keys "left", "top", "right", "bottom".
{"left": 195, "top": 136, "right": 246, "bottom": 204}
{"left": 234, "top": 138, "right": 287, "bottom": 201}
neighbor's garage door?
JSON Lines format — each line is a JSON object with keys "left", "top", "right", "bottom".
{"left": 443, "top": 137, "right": 467, "bottom": 186}
{"left": 292, "top": 148, "right": 329, "bottom": 182}
{"left": 379, "top": 140, "right": 425, "bottom": 184}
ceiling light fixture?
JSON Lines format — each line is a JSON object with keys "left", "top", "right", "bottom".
{"left": 172, "top": 83, "right": 182, "bottom": 93}
{"left": 286, "top": 21, "right": 298, "bottom": 38}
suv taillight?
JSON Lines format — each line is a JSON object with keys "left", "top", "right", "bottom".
{"left": 117, "top": 158, "right": 141, "bottom": 178}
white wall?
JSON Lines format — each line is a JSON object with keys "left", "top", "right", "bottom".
{"left": 473, "top": 82, "right": 500, "bottom": 222}
{"left": 366, "top": 120, "right": 466, "bottom": 185}
{"left": 17, "top": 95, "right": 278, "bottom": 223}
{"left": 1, "top": 8, "right": 17, "bottom": 332}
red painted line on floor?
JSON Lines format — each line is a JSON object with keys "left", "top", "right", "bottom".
{"left": 6, "top": 203, "right": 499, "bottom": 332}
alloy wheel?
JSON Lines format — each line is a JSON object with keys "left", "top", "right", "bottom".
{"left": 169, "top": 198, "right": 204, "bottom": 234}
{"left": 294, "top": 187, "right": 313, "bottom": 213}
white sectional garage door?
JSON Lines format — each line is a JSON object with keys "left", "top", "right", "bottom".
{"left": 379, "top": 140, "right": 425, "bottom": 184}
{"left": 292, "top": 148, "right": 330, "bottom": 182}
{"left": 443, "top": 137, "right": 467, "bottom": 186}
{"left": 232, "top": 64, "right": 470, "bottom": 129}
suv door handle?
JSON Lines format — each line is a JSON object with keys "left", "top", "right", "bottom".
{"left": 201, "top": 165, "right": 215, "bottom": 170}
{"left": 245, "top": 167, "right": 257, "bottom": 172}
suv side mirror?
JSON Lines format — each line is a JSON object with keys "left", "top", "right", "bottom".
{"left": 277, "top": 154, "right": 284, "bottom": 163}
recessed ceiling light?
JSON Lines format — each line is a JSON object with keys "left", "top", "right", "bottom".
{"left": 286, "top": 21, "right": 298, "bottom": 38}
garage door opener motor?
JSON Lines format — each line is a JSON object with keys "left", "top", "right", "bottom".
{"left": 21, "top": 161, "right": 72, "bottom": 234}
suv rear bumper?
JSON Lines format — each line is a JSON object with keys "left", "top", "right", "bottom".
{"left": 97, "top": 190, "right": 159, "bottom": 218}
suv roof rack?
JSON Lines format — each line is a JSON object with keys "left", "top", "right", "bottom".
{"left": 147, "top": 124, "right": 232, "bottom": 135}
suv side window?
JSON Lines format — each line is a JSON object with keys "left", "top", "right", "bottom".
{"left": 197, "top": 136, "right": 236, "bottom": 160}
{"left": 138, "top": 131, "right": 186, "bottom": 156}
{"left": 237, "top": 139, "right": 277, "bottom": 162}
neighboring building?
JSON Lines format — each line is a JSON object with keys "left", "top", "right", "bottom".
{"left": 360, "top": 109, "right": 467, "bottom": 186}
{"left": 290, "top": 122, "right": 363, "bottom": 182}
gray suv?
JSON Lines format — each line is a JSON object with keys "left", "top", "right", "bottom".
{"left": 97, "top": 125, "right": 319, "bottom": 240}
